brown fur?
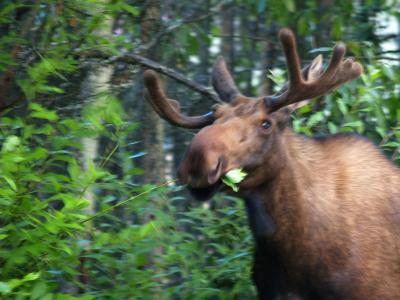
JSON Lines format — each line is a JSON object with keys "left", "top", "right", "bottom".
{"left": 144, "top": 29, "right": 400, "bottom": 299}
{"left": 178, "top": 102, "right": 400, "bottom": 298}
{"left": 248, "top": 130, "right": 400, "bottom": 299}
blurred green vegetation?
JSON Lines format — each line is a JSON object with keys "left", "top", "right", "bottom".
{"left": 0, "top": 102, "right": 255, "bottom": 299}
{"left": 0, "top": 0, "right": 398, "bottom": 299}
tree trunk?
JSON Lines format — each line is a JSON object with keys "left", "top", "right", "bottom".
{"left": 141, "top": 0, "right": 165, "bottom": 184}
{"left": 76, "top": 2, "right": 114, "bottom": 294}
{"left": 80, "top": 12, "right": 114, "bottom": 215}
{"left": 315, "top": 0, "right": 334, "bottom": 46}
{"left": 260, "top": 23, "right": 278, "bottom": 95}
{"left": 221, "top": 4, "right": 235, "bottom": 66}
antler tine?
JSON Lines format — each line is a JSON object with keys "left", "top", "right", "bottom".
{"left": 212, "top": 57, "right": 241, "bottom": 102}
{"left": 317, "top": 43, "right": 362, "bottom": 86}
{"left": 279, "top": 28, "right": 303, "bottom": 85}
{"left": 265, "top": 28, "right": 363, "bottom": 112}
{"left": 324, "top": 43, "right": 346, "bottom": 76}
{"left": 143, "top": 70, "right": 215, "bottom": 129}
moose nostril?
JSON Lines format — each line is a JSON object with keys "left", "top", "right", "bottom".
{"left": 208, "top": 156, "right": 224, "bottom": 184}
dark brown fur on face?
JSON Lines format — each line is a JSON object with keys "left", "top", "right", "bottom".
{"left": 143, "top": 29, "right": 400, "bottom": 299}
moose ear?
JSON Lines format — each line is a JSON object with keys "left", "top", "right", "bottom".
{"left": 284, "top": 55, "right": 323, "bottom": 112}
{"left": 212, "top": 56, "right": 241, "bottom": 102}
{"left": 305, "top": 54, "right": 323, "bottom": 81}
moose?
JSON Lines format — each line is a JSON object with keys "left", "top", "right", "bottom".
{"left": 143, "top": 29, "right": 400, "bottom": 299}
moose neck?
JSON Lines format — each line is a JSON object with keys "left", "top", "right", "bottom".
{"left": 243, "top": 128, "right": 323, "bottom": 246}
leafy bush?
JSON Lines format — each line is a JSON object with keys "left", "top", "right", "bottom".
{"left": 84, "top": 195, "right": 255, "bottom": 299}
{"left": 0, "top": 105, "right": 89, "bottom": 299}
{"left": 0, "top": 102, "right": 255, "bottom": 299}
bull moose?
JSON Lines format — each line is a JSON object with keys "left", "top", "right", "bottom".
{"left": 143, "top": 28, "right": 400, "bottom": 299}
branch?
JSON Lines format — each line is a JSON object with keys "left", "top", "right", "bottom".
{"left": 376, "top": 34, "right": 399, "bottom": 41}
{"left": 374, "top": 56, "right": 400, "bottom": 61}
{"left": 215, "top": 34, "right": 277, "bottom": 43}
{"left": 78, "top": 50, "right": 222, "bottom": 103}
{"left": 377, "top": 49, "right": 400, "bottom": 55}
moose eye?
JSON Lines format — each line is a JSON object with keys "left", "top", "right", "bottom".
{"left": 261, "top": 120, "right": 272, "bottom": 130}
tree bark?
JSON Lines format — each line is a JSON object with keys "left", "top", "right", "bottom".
{"left": 141, "top": 0, "right": 165, "bottom": 183}
{"left": 80, "top": 11, "right": 114, "bottom": 215}
{"left": 221, "top": 4, "right": 235, "bottom": 66}
{"left": 75, "top": 2, "right": 115, "bottom": 294}
{"left": 260, "top": 23, "right": 278, "bottom": 95}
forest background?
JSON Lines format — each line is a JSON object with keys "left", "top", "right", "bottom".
{"left": 0, "top": 0, "right": 399, "bottom": 299}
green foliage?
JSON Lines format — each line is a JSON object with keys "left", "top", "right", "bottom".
{"left": 0, "top": 96, "right": 140, "bottom": 298}
{"left": 0, "top": 108, "right": 88, "bottom": 298}
{"left": 222, "top": 169, "right": 248, "bottom": 192}
{"left": 290, "top": 62, "right": 400, "bottom": 162}
{"left": 83, "top": 195, "right": 255, "bottom": 299}
{"left": 0, "top": 102, "right": 255, "bottom": 299}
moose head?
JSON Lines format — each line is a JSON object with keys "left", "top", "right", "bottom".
{"left": 143, "top": 28, "right": 362, "bottom": 200}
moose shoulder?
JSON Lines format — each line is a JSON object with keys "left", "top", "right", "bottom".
{"left": 143, "top": 28, "right": 400, "bottom": 299}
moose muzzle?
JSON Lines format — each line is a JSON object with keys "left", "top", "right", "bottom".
{"left": 177, "top": 125, "right": 228, "bottom": 189}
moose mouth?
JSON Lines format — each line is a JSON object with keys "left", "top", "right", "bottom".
{"left": 186, "top": 167, "right": 250, "bottom": 201}
{"left": 187, "top": 180, "right": 223, "bottom": 201}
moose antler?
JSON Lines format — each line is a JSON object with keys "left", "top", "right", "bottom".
{"left": 143, "top": 70, "right": 215, "bottom": 129}
{"left": 265, "top": 29, "right": 363, "bottom": 112}
{"left": 212, "top": 57, "right": 241, "bottom": 102}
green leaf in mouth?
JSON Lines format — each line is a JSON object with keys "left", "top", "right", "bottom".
{"left": 222, "top": 168, "right": 248, "bottom": 192}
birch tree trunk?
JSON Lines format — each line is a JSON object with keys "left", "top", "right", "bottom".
{"left": 80, "top": 5, "right": 114, "bottom": 213}
{"left": 70, "top": 3, "right": 115, "bottom": 294}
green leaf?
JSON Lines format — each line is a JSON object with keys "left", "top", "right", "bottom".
{"left": 222, "top": 169, "right": 248, "bottom": 192}
{"left": 222, "top": 177, "right": 239, "bottom": 192}
{"left": 128, "top": 168, "right": 144, "bottom": 175}
{"left": 29, "top": 103, "right": 59, "bottom": 121}
{"left": 31, "top": 281, "right": 48, "bottom": 300}
{"left": 139, "top": 221, "right": 157, "bottom": 239}
{"left": 0, "top": 282, "right": 11, "bottom": 294}
{"left": 3, "top": 176, "right": 17, "bottom": 191}
{"left": 38, "top": 85, "right": 64, "bottom": 94}
{"left": 383, "top": 142, "right": 399, "bottom": 148}
{"left": 2, "top": 135, "right": 20, "bottom": 152}
{"left": 328, "top": 122, "right": 338, "bottom": 134}
{"left": 337, "top": 99, "right": 348, "bottom": 115}
{"left": 30, "top": 111, "right": 58, "bottom": 121}
{"left": 283, "top": 0, "right": 295, "bottom": 12}
{"left": 120, "top": 3, "right": 139, "bottom": 16}
{"left": 224, "top": 169, "right": 247, "bottom": 184}
{"left": 23, "top": 272, "right": 41, "bottom": 281}
{"left": 343, "top": 121, "right": 363, "bottom": 128}
{"left": 306, "top": 111, "right": 324, "bottom": 128}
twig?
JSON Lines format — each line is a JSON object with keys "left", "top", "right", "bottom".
{"left": 373, "top": 56, "right": 400, "bottom": 61}
{"left": 214, "top": 34, "right": 276, "bottom": 43}
{"left": 80, "top": 180, "right": 175, "bottom": 224}
{"left": 377, "top": 49, "right": 400, "bottom": 55}
{"left": 99, "top": 143, "right": 119, "bottom": 168}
